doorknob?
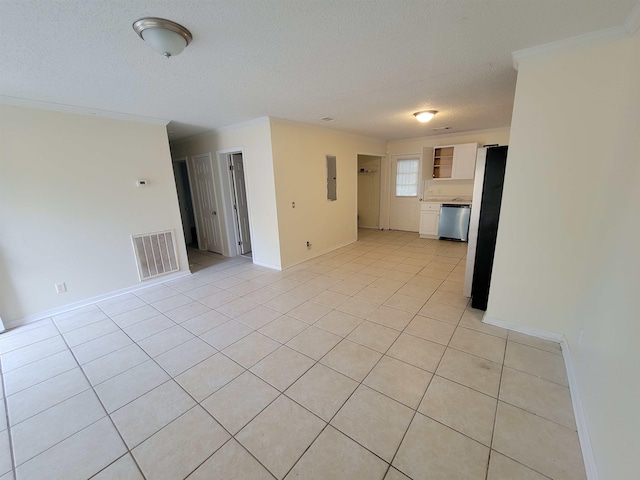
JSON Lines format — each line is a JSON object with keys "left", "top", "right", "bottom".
{"left": 213, "top": 211, "right": 217, "bottom": 215}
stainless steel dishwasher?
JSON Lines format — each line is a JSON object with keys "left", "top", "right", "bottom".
{"left": 438, "top": 204, "right": 471, "bottom": 241}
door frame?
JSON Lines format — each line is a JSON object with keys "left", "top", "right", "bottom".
{"left": 216, "top": 147, "right": 253, "bottom": 257}
{"left": 356, "top": 153, "right": 384, "bottom": 231}
{"left": 172, "top": 157, "right": 195, "bottom": 246}
{"left": 228, "top": 153, "right": 252, "bottom": 255}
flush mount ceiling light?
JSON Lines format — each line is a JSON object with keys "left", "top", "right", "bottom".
{"left": 413, "top": 110, "right": 438, "bottom": 123}
{"left": 133, "top": 17, "right": 192, "bottom": 58}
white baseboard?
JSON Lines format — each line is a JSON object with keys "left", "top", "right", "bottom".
{"left": 4, "top": 270, "right": 191, "bottom": 331}
{"left": 251, "top": 260, "right": 282, "bottom": 271}
{"left": 559, "top": 339, "right": 599, "bottom": 480}
{"left": 482, "top": 314, "right": 599, "bottom": 480}
{"left": 482, "top": 314, "right": 565, "bottom": 342}
{"left": 280, "top": 238, "right": 357, "bottom": 270}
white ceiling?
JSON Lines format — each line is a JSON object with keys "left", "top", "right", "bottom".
{"left": 1, "top": 1, "right": 637, "bottom": 141}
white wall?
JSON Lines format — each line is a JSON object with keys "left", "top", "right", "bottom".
{"left": 269, "top": 119, "right": 386, "bottom": 268}
{"left": 424, "top": 179, "right": 474, "bottom": 198}
{"left": 170, "top": 118, "right": 281, "bottom": 269}
{"left": 0, "top": 105, "right": 188, "bottom": 325}
{"left": 486, "top": 31, "right": 640, "bottom": 480}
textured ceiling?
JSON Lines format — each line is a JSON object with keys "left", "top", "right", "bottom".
{"left": 1, "top": 0, "right": 637, "bottom": 141}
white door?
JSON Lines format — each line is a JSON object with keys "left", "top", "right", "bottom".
{"left": 389, "top": 155, "right": 422, "bottom": 232}
{"left": 192, "top": 154, "right": 223, "bottom": 254}
{"left": 230, "top": 153, "right": 252, "bottom": 255}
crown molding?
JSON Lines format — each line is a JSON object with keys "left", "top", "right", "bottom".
{"left": 624, "top": 0, "right": 640, "bottom": 35}
{"left": 0, "top": 96, "right": 169, "bottom": 125}
{"left": 215, "top": 116, "right": 271, "bottom": 132}
{"left": 513, "top": 1, "right": 640, "bottom": 70}
{"left": 268, "top": 116, "right": 386, "bottom": 144}
{"left": 511, "top": 26, "right": 628, "bottom": 70}
{"left": 388, "top": 126, "right": 511, "bottom": 145}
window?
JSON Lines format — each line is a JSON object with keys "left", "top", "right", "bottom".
{"left": 395, "top": 158, "right": 420, "bottom": 196}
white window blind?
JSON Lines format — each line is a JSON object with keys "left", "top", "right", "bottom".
{"left": 396, "top": 158, "right": 419, "bottom": 196}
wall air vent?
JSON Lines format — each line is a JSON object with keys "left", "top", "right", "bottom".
{"left": 132, "top": 230, "right": 179, "bottom": 281}
{"left": 432, "top": 126, "right": 451, "bottom": 131}
{"left": 320, "top": 117, "right": 334, "bottom": 122}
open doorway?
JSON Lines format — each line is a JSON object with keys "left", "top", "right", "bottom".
{"left": 172, "top": 158, "right": 197, "bottom": 247}
{"left": 357, "top": 154, "right": 382, "bottom": 230}
{"left": 225, "top": 152, "right": 252, "bottom": 256}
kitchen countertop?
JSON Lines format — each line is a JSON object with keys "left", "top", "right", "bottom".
{"left": 422, "top": 196, "right": 472, "bottom": 204}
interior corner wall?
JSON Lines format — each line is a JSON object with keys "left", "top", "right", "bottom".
{"left": 486, "top": 31, "right": 640, "bottom": 479}
{"left": 269, "top": 120, "right": 386, "bottom": 268}
{"left": 0, "top": 105, "right": 189, "bottom": 325}
{"left": 169, "top": 119, "right": 282, "bottom": 269}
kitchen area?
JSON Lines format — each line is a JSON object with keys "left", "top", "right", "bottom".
{"left": 419, "top": 143, "right": 478, "bottom": 242}
{"left": 363, "top": 128, "right": 511, "bottom": 311}
{"left": 419, "top": 142, "right": 508, "bottom": 311}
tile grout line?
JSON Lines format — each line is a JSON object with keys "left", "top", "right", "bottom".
{"left": 380, "top": 307, "right": 464, "bottom": 479}
{"left": 193, "top": 264, "right": 436, "bottom": 478}
{"left": 483, "top": 322, "right": 562, "bottom": 479}
{"left": 2, "top": 326, "right": 141, "bottom": 477}
{"left": 95, "top": 294, "right": 291, "bottom": 480}
{"left": 170, "top": 347, "right": 301, "bottom": 479}
{"left": 279, "top": 330, "right": 402, "bottom": 478}
{"left": 7, "top": 238, "right": 377, "bottom": 464}
{"left": 3, "top": 233, "right": 569, "bottom": 479}
{"left": 483, "top": 323, "right": 508, "bottom": 480}
{"left": 280, "top": 283, "right": 460, "bottom": 479}
{"left": 0, "top": 337, "right": 66, "bottom": 373}
{"left": 50, "top": 316, "right": 150, "bottom": 480}
{"left": 8, "top": 321, "right": 566, "bottom": 477}
{"left": 3, "top": 374, "right": 94, "bottom": 430}
{"left": 0, "top": 357, "right": 17, "bottom": 480}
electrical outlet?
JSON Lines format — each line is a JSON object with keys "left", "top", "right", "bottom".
{"left": 292, "top": 201, "right": 295, "bottom": 209}
{"left": 306, "top": 241, "right": 312, "bottom": 249}
{"left": 578, "top": 328, "right": 585, "bottom": 345}
{"left": 55, "top": 282, "right": 67, "bottom": 294}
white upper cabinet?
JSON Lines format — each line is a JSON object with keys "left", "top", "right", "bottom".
{"left": 451, "top": 143, "right": 478, "bottom": 179}
{"left": 432, "top": 143, "right": 478, "bottom": 180}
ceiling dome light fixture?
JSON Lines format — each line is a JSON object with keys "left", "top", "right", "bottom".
{"left": 414, "top": 110, "right": 438, "bottom": 123}
{"left": 133, "top": 17, "right": 192, "bottom": 58}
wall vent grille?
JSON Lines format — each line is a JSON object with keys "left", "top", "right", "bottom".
{"left": 132, "top": 230, "right": 179, "bottom": 281}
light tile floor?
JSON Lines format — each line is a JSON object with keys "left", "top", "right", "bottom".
{"left": 0, "top": 229, "right": 586, "bottom": 480}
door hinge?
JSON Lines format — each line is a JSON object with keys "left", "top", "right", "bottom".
{"left": 234, "top": 205, "right": 237, "bottom": 210}
{"left": 238, "top": 241, "right": 242, "bottom": 245}
{"left": 229, "top": 164, "right": 233, "bottom": 171}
